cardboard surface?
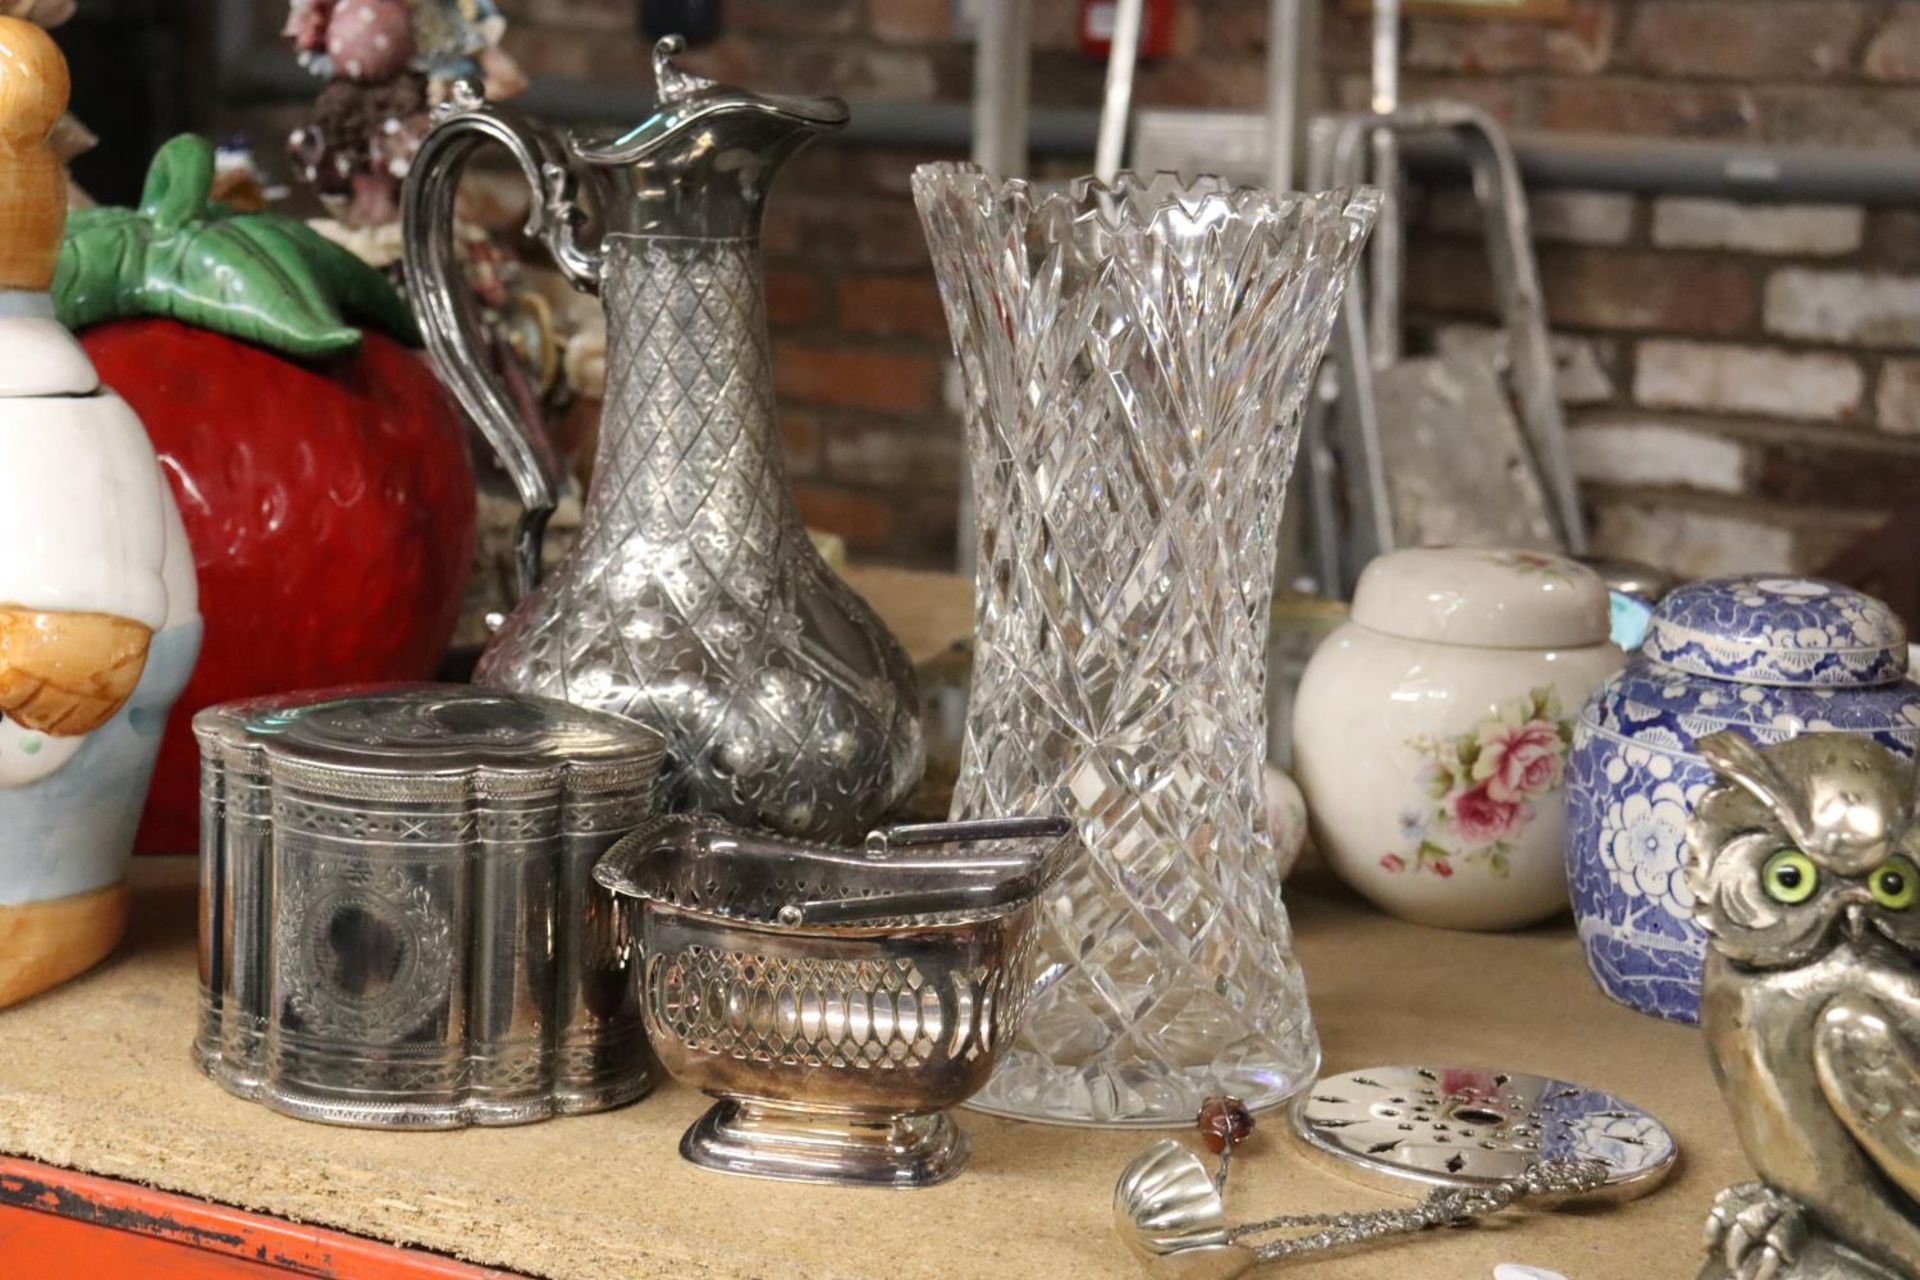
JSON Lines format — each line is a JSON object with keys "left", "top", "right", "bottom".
{"left": 0, "top": 568, "right": 1747, "bottom": 1278}
{"left": 0, "top": 862, "right": 1744, "bottom": 1279}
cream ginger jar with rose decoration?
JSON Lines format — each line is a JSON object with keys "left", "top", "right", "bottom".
{"left": 1293, "top": 548, "right": 1623, "bottom": 930}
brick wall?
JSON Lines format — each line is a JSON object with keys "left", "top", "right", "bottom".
{"left": 1407, "top": 188, "right": 1920, "bottom": 577}
{"left": 484, "top": 0, "right": 1920, "bottom": 577}
{"left": 760, "top": 142, "right": 968, "bottom": 563}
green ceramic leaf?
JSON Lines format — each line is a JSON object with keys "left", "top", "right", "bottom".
{"left": 140, "top": 134, "right": 217, "bottom": 231}
{"left": 52, "top": 209, "right": 152, "bottom": 331}
{"left": 276, "top": 216, "right": 422, "bottom": 345}
{"left": 142, "top": 215, "right": 362, "bottom": 356}
{"left": 52, "top": 133, "right": 420, "bottom": 359}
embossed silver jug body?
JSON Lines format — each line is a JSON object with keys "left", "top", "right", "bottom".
{"left": 403, "top": 39, "right": 922, "bottom": 840}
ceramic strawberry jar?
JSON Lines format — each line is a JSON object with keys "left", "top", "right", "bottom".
{"left": 1293, "top": 548, "right": 1624, "bottom": 930}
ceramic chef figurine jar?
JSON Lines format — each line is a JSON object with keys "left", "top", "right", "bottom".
{"left": 0, "top": 17, "right": 199, "bottom": 1006}
{"left": 1566, "top": 575, "right": 1920, "bottom": 1024}
{"left": 1294, "top": 548, "right": 1623, "bottom": 930}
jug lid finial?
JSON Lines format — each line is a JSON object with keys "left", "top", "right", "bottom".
{"left": 652, "top": 35, "right": 714, "bottom": 105}
{"left": 573, "top": 32, "right": 847, "bottom": 167}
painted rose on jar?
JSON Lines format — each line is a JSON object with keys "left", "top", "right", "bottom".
{"left": 1385, "top": 687, "right": 1571, "bottom": 878}
{"left": 1451, "top": 782, "right": 1529, "bottom": 848}
{"left": 1479, "top": 717, "right": 1565, "bottom": 801}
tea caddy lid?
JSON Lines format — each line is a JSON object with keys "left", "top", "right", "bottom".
{"left": 1349, "top": 547, "right": 1612, "bottom": 650}
{"left": 193, "top": 683, "right": 665, "bottom": 798}
{"left": 1641, "top": 576, "right": 1907, "bottom": 688}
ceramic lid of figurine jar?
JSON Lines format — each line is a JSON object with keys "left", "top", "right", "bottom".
{"left": 1349, "top": 547, "right": 1613, "bottom": 649}
{"left": 1641, "top": 575, "right": 1908, "bottom": 687}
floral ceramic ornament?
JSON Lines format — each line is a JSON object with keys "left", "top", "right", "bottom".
{"left": 1568, "top": 576, "right": 1920, "bottom": 1024}
{"left": 0, "top": 16, "right": 199, "bottom": 1005}
{"left": 287, "top": 0, "right": 512, "bottom": 85}
{"left": 1385, "top": 685, "right": 1572, "bottom": 881}
{"left": 1293, "top": 548, "right": 1623, "bottom": 930}
{"left": 285, "top": 0, "right": 524, "bottom": 231}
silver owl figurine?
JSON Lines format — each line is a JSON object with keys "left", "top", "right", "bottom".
{"left": 1687, "top": 731, "right": 1920, "bottom": 1280}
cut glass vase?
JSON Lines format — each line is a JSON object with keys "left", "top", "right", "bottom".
{"left": 913, "top": 164, "right": 1379, "bottom": 1125}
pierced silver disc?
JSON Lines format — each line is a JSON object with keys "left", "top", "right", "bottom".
{"left": 1289, "top": 1066, "right": 1676, "bottom": 1205}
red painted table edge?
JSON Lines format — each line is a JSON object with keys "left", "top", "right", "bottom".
{"left": 0, "top": 1154, "right": 528, "bottom": 1278}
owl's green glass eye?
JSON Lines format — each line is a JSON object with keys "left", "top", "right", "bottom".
{"left": 1869, "top": 855, "right": 1917, "bottom": 910}
{"left": 1762, "top": 850, "right": 1819, "bottom": 904}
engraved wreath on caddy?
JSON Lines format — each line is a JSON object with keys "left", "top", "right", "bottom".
{"left": 276, "top": 856, "right": 456, "bottom": 1040}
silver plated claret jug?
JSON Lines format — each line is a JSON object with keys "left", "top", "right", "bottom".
{"left": 403, "top": 37, "right": 923, "bottom": 841}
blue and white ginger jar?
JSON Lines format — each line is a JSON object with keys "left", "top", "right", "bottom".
{"left": 1566, "top": 575, "right": 1920, "bottom": 1023}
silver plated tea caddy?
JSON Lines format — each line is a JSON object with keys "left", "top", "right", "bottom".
{"left": 195, "top": 685, "right": 664, "bottom": 1128}
{"left": 402, "top": 37, "right": 923, "bottom": 842}
{"left": 594, "top": 812, "right": 1077, "bottom": 1187}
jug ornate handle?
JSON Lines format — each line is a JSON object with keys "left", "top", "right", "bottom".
{"left": 402, "top": 80, "right": 603, "bottom": 599}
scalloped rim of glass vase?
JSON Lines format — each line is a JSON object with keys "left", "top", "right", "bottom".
{"left": 910, "top": 161, "right": 1383, "bottom": 243}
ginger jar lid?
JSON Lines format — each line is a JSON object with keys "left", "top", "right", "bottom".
{"left": 1581, "top": 653, "right": 1920, "bottom": 744}
{"left": 1349, "top": 547, "right": 1612, "bottom": 649}
{"left": 1641, "top": 576, "right": 1907, "bottom": 688}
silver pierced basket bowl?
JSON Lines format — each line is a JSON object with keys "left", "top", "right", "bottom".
{"left": 593, "top": 814, "right": 1076, "bottom": 1187}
